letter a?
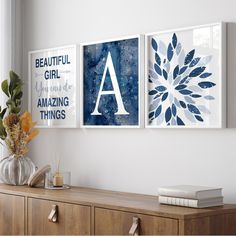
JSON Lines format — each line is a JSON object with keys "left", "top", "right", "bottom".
{"left": 91, "top": 52, "right": 129, "bottom": 115}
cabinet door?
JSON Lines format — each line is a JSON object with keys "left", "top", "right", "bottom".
{"left": 0, "top": 193, "right": 25, "bottom": 235}
{"left": 95, "top": 207, "right": 178, "bottom": 235}
{"left": 28, "top": 198, "right": 91, "bottom": 235}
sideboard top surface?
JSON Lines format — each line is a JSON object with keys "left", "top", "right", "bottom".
{"left": 0, "top": 184, "right": 235, "bottom": 220}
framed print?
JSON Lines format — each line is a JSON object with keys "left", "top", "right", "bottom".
{"left": 29, "top": 45, "right": 78, "bottom": 128}
{"left": 145, "top": 23, "right": 226, "bottom": 128}
{"left": 81, "top": 35, "right": 142, "bottom": 128}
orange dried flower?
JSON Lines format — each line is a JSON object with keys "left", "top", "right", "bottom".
{"left": 26, "top": 129, "right": 39, "bottom": 143}
{"left": 3, "top": 111, "right": 39, "bottom": 157}
{"left": 20, "top": 112, "right": 36, "bottom": 133}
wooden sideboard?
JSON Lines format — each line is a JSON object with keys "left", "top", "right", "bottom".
{"left": 0, "top": 184, "right": 236, "bottom": 235}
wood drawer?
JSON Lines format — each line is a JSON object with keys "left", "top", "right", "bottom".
{"left": 0, "top": 193, "right": 25, "bottom": 235}
{"left": 95, "top": 207, "right": 178, "bottom": 235}
{"left": 27, "top": 197, "right": 91, "bottom": 235}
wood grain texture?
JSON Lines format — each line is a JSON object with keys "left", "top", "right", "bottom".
{"left": 0, "top": 184, "right": 235, "bottom": 220}
{"left": 95, "top": 207, "right": 178, "bottom": 235}
{"left": 0, "top": 193, "right": 24, "bottom": 235}
{"left": 223, "top": 212, "right": 236, "bottom": 234}
{"left": 0, "top": 185, "right": 236, "bottom": 235}
{"left": 27, "top": 197, "right": 90, "bottom": 235}
{"left": 24, "top": 196, "right": 28, "bottom": 235}
{"left": 91, "top": 205, "right": 95, "bottom": 235}
{"left": 179, "top": 215, "right": 224, "bottom": 235}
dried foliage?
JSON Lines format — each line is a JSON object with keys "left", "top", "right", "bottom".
{"left": 0, "top": 71, "right": 39, "bottom": 158}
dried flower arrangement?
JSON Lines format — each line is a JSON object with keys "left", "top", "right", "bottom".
{"left": 0, "top": 71, "right": 39, "bottom": 158}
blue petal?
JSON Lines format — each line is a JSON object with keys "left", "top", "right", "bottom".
{"left": 155, "top": 105, "right": 162, "bottom": 118}
{"left": 198, "top": 55, "right": 212, "bottom": 66}
{"left": 179, "top": 76, "right": 188, "bottom": 84}
{"left": 190, "top": 94, "right": 201, "bottom": 98}
{"left": 151, "top": 38, "right": 158, "bottom": 51}
{"left": 164, "top": 61, "right": 170, "bottom": 73}
{"left": 200, "top": 72, "right": 212, "bottom": 78}
{"left": 195, "top": 115, "right": 204, "bottom": 122}
{"left": 189, "top": 67, "right": 206, "bottom": 77}
{"left": 163, "top": 69, "right": 168, "bottom": 80}
{"left": 179, "top": 89, "right": 192, "bottom": 95}
{"left": 198, "top": 81, "right": 216, "bottom": 89}
{"left": 155, "top": 86, "right": 166, "bottom": 92}
{"left": 184, "top": 49, "right": 195, "bottom": 65}
{"left": 175, "top": 84, "right": 187, "bottom": 90}
{"left": 189, "top": 57, "right": 200, "bottom": 67}
{"left": 173, "top": 76, "right": 182, "bottom": 86}
{"left": 179, "top": 100, "right": 186, "bottom": 108}
{"left": 184, "top": 96, "right": 195, "bottom": 104}
{"left": 165, "top": 107, "right": 172, "bottom": 123}
{"left": 176, "top": 42, "right": 182, "bottom": 55}
{"left": 177, "top": 116, "right": 185, "bottom": 125}
{"left": 167, "top": 43, "right": 174, "bottom": 61}
{"left": 179, "top": 66, "right": 188, "bottom": 75}
{"left": 149, "top": 90, "right": 158, "bottom": 95}
{"left": 149, "top": 98, "right": 160, "bottom": 111}
{"left": 149, "top": 111, "right": 154, "bottom": 119}
{"left": 154, "top": 63, "right": 162, "bottom": 76}
{"left": 172, "top": 33, "right": 177, "bottom": 48}
{"left": 178, "top": 49, "right": 186, "bottom": 66}
{"left": 204, "top": 95, "right": 215, "bottom": 100}
{"left": 171, "top": 118, "right": 177, "bottom": 126}
{"left": 162, "top": 92, "right": 168, "bottom": 101}
{"left": 188, "top": 85, "right": 202, "bottom": 93}
{"left": 173, "top": 65, "right": 179, "bottom": 79}
{"left": 172, "top": 104, "right": 177, "bottom": 116}
{"left": 155, "top": 53, "right": 161, "bottom": 66}
{"left": 187, "top": 104, "right": 201, "bottom": 114}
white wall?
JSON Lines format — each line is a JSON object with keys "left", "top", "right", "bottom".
{"left": 0, "top": 0, "right": 22, "bottom": 158}
{"left": 21, "top": 0, "right": 236, "bottom": 203}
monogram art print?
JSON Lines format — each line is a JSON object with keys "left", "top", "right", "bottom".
{"left": 82, "top": 37, "right": 140, "bottom": 127}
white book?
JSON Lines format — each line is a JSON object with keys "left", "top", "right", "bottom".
{"left": 158, "top": 185, "right": 222, "bottom": 200}
{"left": 159, "top": 196, "right": 224, "bottom": 208}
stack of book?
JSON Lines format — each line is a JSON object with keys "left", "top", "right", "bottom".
{"left": 158, "top": 185, "right": 223, "bottom": 208}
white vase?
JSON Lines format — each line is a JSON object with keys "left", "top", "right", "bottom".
{"left": 0, "top": 155, "right": 36, "bottom": 185}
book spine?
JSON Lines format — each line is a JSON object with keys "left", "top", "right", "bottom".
{"left": 159, "top": 196, "right": 198, "bottom": 208}
{"left": 158, "top": 189, "right": 196, "bottom": 198}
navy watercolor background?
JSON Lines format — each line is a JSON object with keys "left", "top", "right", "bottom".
{"left": 83, "top": 38, "right": 139, "bottom": 126}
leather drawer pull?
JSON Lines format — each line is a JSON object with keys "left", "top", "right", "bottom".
{"left": 48, "top": 204, "right": 58, "bottom": 223}
{"left": 129, "top": 217, "right": 140, "bottom": 236}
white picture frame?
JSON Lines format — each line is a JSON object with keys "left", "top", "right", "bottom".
{"left": 28, "top": 45, "right": 79, "bottom": 128}
{"left": 80, "top": 35, "right": 144, "bottom": 128}
{"left": 145, "top": 22, "right": 226, "bottom": 128}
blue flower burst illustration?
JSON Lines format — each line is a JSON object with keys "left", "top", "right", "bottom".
{"left": 148, "top": 33, "right": 216, "bottom": 126}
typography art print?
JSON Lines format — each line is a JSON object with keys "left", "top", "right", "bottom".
{"left": 29, "top": 45, "right": 78, "bottom": 128}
